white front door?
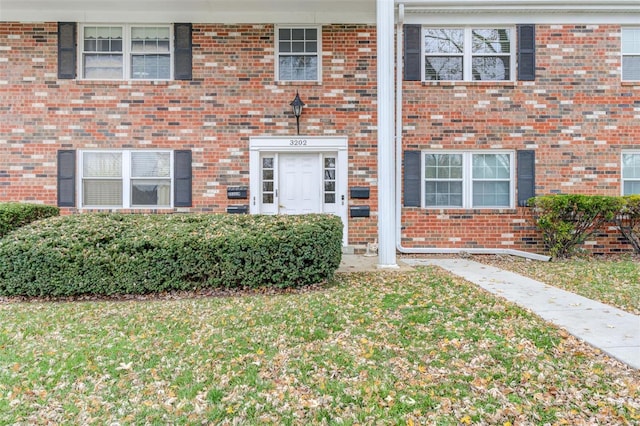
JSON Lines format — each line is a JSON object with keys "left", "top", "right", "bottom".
{"left": 279, "top": 153, "right": 321, "bottom": 214}
{"left": 249, "top": 137, "right": 349, "bottom": 245}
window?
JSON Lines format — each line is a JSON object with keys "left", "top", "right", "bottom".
{"left": 80, "top": 150, "right": 172, "bottom": 208}
{"left": 81, "top": 24, "right": 172, "bottom": 80}
{"left": 276, "top": 26, "right": 320, "bottom": 81}
{"left": 424, "top": 27, "right": 513, "bottom": 81}
{"left": 324, "top": 156, "right": 336, "bottom": 204}
{"left": 622, "top": 28, "right": 640, "bottom": 81}
{"left": 622, "top": 152, "right": 640, "bottom": 195}
{"left": 423, "top": 152, "right": 514, "bottom": 208}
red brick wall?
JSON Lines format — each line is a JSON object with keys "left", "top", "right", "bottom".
{"left": 1, "top": 22, "right": 638, "bottom": 254}
{"left": 401, "top": 24, "right": 640, "bottom": 254}
{"left": 0, "top": 23, "right": 379, "bottom": 247}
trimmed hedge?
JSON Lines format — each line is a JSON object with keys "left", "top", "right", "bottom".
{"left": 0, "top": 213, "right": 343, "bottom": 297}
{"left": 0, "top": 203, "right": 60, "bottom": 238}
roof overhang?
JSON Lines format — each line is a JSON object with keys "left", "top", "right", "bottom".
{"left": 0, "top": 0, "right": 376, "bottom": 24}
{"left": 398, "top": 0, "right": 640, "bottom": 25}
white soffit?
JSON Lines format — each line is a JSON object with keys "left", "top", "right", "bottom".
{"left": 400, "top": 0, "right": 640, "bottom": 25}
{"left": 0, "top": 0, "right": 376, "bottom": 24}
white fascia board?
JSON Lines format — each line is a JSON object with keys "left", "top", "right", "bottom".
{"left": 0, "top": 0, "right": 376, "bottom": 24}
{"left": 399, "top": 0, "right": 640, "bottom": 25}
{"left": 403, "top": 12, "right": 640, "bottom": 25}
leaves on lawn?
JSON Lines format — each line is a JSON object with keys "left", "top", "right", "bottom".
{"left": 0, "top": 268, "right": 638, "bottom": 424}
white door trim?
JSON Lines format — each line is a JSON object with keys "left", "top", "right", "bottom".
{"left": 249, "top": 136, "right": 349, "bottom": 246}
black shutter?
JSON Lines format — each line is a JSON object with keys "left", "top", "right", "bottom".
{"left": 58, "top": 22, "right": 76, "bottom": 79}
{"left": 174, "top": 23, "right": 193, "bottom": 81}
{"left": 517, "top": 150, "right": 535, "bottom": 207}
{"left": 57, "top": 150, "right": 76, "bottom": 207}
{"left": 174, "top": 150, "right": 192, "bottom": 207}
{"left": 404, "top": 24, "right": 421, "bottom": 81}
{"left": 403, "top": 151, "right": 421, "bottom": 207}
{"left": 517, "top": 24, "right": 536, "bottom": 81}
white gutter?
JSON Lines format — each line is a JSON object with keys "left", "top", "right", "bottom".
{"left": 393, "top": 2, "right": 550, "bottom": 262}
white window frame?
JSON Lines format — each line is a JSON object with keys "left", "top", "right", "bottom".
{"left": 422, "top": 150, "right": 515, "bottom": 209}
{"left": 79, "top": 150, "right": 174, "bottom": 209}
{"left": 275, "top": 25, "right": 322, "bottom": 82}
{"left": 622, "top": 151, "right": 640, "bottom": 195}
{"left": 79, "top": 24, "right": 174, "bottom": 81}
{"left": 621, "top": 27, "right": 640, "bottom": 82}
{"left": 422, "top": 26, "right": 515, "bottom": 82}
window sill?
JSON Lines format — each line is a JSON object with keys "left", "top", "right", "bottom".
{"left": 420, "top": 81, "right": 517, "bottom": 89}
{"left": 420, "top": 207, "right": 520, "bottom": 215}
{"left": 621, "top": 81, "right": 640, "bottom": 87}
{"left": 75, "top": 79, "right": 177, "bottom": 87}
{"left": 276, "top": 80, "right": 323, "bottom": 86}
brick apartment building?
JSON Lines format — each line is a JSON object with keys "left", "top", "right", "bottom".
{"left": 0, "top": 1, "right": 639, "bottom": 266}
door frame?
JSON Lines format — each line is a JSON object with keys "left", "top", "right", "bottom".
{"left": 249, "top": 136, "right": 349, "bottom": 246}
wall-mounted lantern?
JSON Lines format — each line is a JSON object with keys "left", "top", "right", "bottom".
{"left": 290, "top": 91, "right": 305, "bottom": 135}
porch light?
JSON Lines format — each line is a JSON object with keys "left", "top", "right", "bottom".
{"left": 290, "top": 91, "right": 305, "bottom": 135}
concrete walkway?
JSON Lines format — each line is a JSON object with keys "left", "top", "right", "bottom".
{"left": 337, "top": 254, "right": 639, "bottom": 369}
{"left": 403, "top": 258, "right": 640, "bottom": 370}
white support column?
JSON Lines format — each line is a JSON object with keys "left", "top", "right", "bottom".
{"left": 376, "top": 0, "right": 398, "bottom": 268}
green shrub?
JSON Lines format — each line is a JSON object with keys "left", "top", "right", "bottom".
{"left": 613, "top": 195, "right": 640, "bottom": 254}
{"left": 0, "top": 203, "right": 60, "bottom": 238}
{"left": 529, "top": 195, "right": 622, "bottom": 259}
{"left": 0, "top": 213, "right": 343, "bottom": 297}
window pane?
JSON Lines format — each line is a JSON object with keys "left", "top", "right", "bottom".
{"left": 473, "top": 181, "right": 510, "bottom": 207}
{"left": 279, "top": 56, "right": 318, "bottom": 81}
{"left": 263, "top": 182, "right": 274, "bottom": 192}
{"left": 131, "top": 152, "right": 170, "bottom": 177}
{"left": 325, "top": 194, "right": 336, "bottom": 204}
{"left": 622, "top": 56, "right": 640, "bottom": 81}
{"left": 305, "top": 28, "right": 317, "bottom": 41}
{"left": 83, "top": 180, "right": 123, "bottom": 206}
{"left": 621, "top": 28, "right": 640, "bottom": 54}
{"left": 425, "top": 181, "right": 463, "bottom": 207}
{"left": 473, "top": 154, "right": 510, "bottom": 179}
{"left": 325, "top": 157, "right": 336, "bottom": 168}
{"left": 424, "top": 29, "right": 464, "bottom": 54}
{"left": 262, "top": 157, "right": 274, "bottom": 169}
{"left": 325, "top": 181, "right": 335, "bottom": 192}
{"left": 263, "top": 194, "right": 274, "bottom": 204}
{"left": 279, "top": 28, "right": 291, "bottom": 41}
{"left": 623, "top": 154, "right": 640, "bottom": 178}
{"left": 263, "top": 169, "right": 273, "bottom": 180}
{"left": 623, "top": 181, "right": 640, "bottom": 196}
{"left": 472, "top": 29, "right": 510, "bottom": 54}
{"left": 83, "top": 54, "right": 124, "bottom": 79}
{"left": 425, "top": 154, "right": 463, "bottom": 179}
{"left": 83, "top": 152, "right": 122, "bottom": 177}
{"left": 131, "top": 54, "right": 171, "bottom": 79}
{"left": 472, "top": 56, "right": 510, "bottom": 80}
{"left": 425, "top": 57, "right": 463, "bottom": 81}
{"left": 131, "top": 180, "right": 171, "bottom": 206}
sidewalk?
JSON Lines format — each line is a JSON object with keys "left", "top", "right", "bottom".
{"left": 338, "top": 255, "right": 640, "bottom": 370}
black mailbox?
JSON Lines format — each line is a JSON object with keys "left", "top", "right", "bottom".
{"left": 350, "top": 186, "right": 370, "bottom": 199}
{"left": 350, "top": 205, "right": 370, "bottom": 218}
{"left": 227, "top": 186, "right": 248, "bottom": 199}
{"left": 227, "top": 205, "right": 249, "bottom": 214}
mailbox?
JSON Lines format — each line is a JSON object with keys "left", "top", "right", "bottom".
{"left": 350, "top": 186, "right": 370, "bottom": 199}
{"left": 350, "top": 205, "right": 370, "bottom": 218}
{"left": 227, "top": 205, "right": 249, "bottom": 214}
{"left": 227, "top": 186, "right": 248, "bottom": 199}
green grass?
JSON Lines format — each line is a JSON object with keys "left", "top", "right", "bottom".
{"left": 1, "top": 269, "right": 639, "bottom": 424}
{"left": 477, "top": 255, "right": 640, "bottom": 315}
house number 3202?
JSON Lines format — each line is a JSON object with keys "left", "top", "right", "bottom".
{"left": 289, "top": 139, "right": 307, "bottom": 146}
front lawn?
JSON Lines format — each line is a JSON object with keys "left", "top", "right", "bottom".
{"left": 1, "top": 269, "right": 638, "bottom": 424}
{"left": 477, "top": 255, "right": 640, "bottom": 315}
